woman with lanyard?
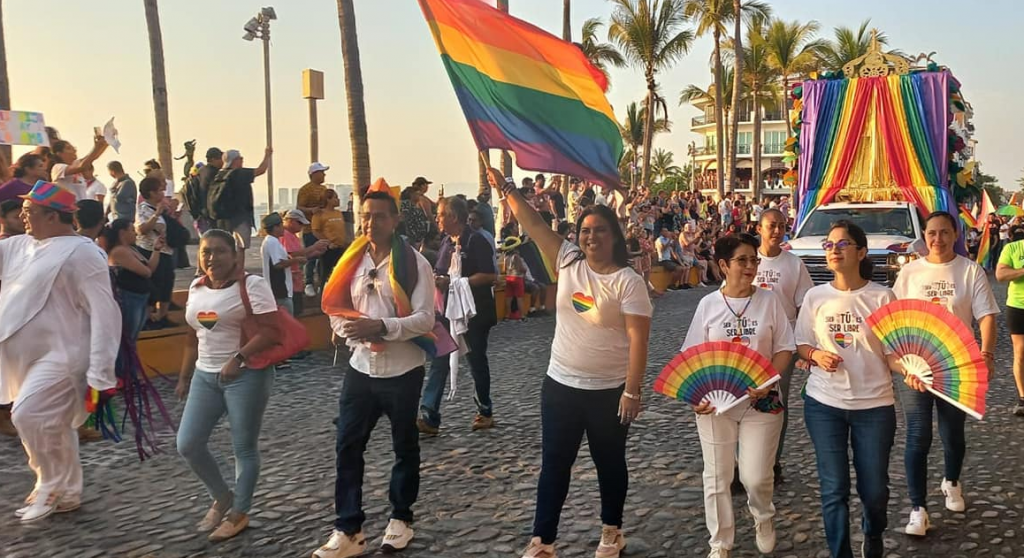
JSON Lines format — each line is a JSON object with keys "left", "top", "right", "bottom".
{"left": 175, "top": 230, "right": 280, "bottom": 542}
{"left": 795, "top": 221, "right": 901, "bottom": 558}
{"left": 893, "top": 211, "right": 998, "bottom": 537}
{"left": 492, "top": 170, "right": 652, "bottom": 558}
{"left": 680, "top": 233, "right": 794, "bottom": 558}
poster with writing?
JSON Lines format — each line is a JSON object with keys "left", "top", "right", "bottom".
{"left": 0, "top": 111, "right": 49, "bottom": 146}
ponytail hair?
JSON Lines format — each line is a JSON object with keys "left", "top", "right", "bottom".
{"left": 829, "top": 219, "right": 873, "bottom": 280}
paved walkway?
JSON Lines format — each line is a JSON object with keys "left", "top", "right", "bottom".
{"left": 1, "top": 284, "right": 1022, "bottom": 558}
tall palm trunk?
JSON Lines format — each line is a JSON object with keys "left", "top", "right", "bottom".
{"left": 752, "top": 86, "right": 762, "bottom": 201}
{"left": 0, "top": 0, "right": 10, "bottom": 166}
{"left": 337, "top": 0, "right": 371, "bottom": 220}
{"left": 728, "top": 0, "right": 742, "bottom": 193}
{"left": 712, "top": 30, "right": 725, "bottom": 196}
{"left": 640, "top": 79, "right": 656, "bottom": 188}
{"left": 143, "top": 0, "right": 173, "bottom": 177}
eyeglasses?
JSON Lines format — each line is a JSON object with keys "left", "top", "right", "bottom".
{"left": 730, "top": 256, "right": 761, "bottom": 267}
{"left": 821, "top": 240, "right": 857, "bottom": 252}
{"left": 366, "top": 268, "right": 378, "bottom": 292}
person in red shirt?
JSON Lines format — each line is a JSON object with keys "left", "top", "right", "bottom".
{"left": 282, "top": 209, "right": 328, "bottom": 315}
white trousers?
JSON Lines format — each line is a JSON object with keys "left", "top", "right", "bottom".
{"left": 695, "top": 404, "right": 783, "bottom": 551}
{"left": 11, "top": 375, "right": 83, "bottom": 500}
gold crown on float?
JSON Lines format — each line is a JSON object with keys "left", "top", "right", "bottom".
{"left": 842, "top": 29, "right": 910, "bottom": 79}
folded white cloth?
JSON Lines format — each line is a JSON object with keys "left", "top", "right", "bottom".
{"left": 444, "top": 246, "right": 476, "bottom": 400}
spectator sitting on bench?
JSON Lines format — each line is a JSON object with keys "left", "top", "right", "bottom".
{"left": 655, "top": 229, "right": 687, "bottom": 290}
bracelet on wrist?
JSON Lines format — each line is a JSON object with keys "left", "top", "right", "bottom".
{"left": 622, "top": 390, "right": 642, "bottom": 402}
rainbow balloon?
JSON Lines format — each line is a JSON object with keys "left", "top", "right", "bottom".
{"left": 654, "top": 341, "right": 780, "bottom": 415}
{"left": 866, "top": 299, "right": 989, "bottom": 419}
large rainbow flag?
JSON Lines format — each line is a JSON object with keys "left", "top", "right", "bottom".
{"left": 418, "top": 0, "right": 623, "bottom": 186}
{"left": 794, "top": 72, "right": 959, "bottom": 225}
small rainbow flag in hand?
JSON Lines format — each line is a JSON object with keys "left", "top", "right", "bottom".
{"left": 976, "top": 189, "right": 996, "bottom": 267}
{"left": 959, "top": 205, "right": 978, "bottom": 230}
{"left": 418, "top": 0, "right": 623, "bottom": 187}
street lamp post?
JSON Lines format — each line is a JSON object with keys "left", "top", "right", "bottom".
{"left": 687, "top": 142, "right": 697, "bottom": 192}
{"left": 243, "top": 7, "right": 277, "bottom": 211}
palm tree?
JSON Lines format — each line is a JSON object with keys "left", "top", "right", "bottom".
{"left": 143, "top": 0, "right": 173, "bottom": 176}
{"left": 652, "top": 148, "right": 682, "bottom": 182}
{"left": 620, "top": 101, "right": 670, "bottom": 188}
{"left": 679, "top": 64, "right": 735, "bottom": 167}
{"left": 762, "top": 18, "right": 824, "bottom": 139}
{"left": 609, "top": 0, "right": 693, "bottom": 189}
{"left": 817, "top": 19, "right": 899, "bottom": 74}
{"left": 336, "top": 0, "right": 371, "bottom": 203}
{"left": 734, "top": 18, "right": 779, "bottom": 200}
{"left": 580, "top": 18, "right": 626, "bottom": 87}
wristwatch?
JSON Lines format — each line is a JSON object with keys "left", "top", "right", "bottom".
{"left": 233, "top": 352, "right": 246, "bottom": 365}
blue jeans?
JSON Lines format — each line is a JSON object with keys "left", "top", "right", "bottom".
{"left": 176, "top": 367, "right": 275, "bottom": 513}
{"left": 897, "top": 380, "right": 966, "bottom": 507}
{"left": 119, "top": 289, "right": 150, "bottom": 343}
{"left": 303, "top": 232, "right": 319, "bottom": 287}
{"left": 420, "top": 317, "right": 493, "bottom": 427}
{"left": 804, "top": 397, "right": 895, "bottom": 558}
{"left": 334, "top": 366, "right": 424, "bottom": 534}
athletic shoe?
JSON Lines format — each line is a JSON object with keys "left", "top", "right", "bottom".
{"left": 472, "top": 414, "right": 495, "bottom": 431}
{"left": 381, "top": 519, "right": 414, "bottom": 553}
{"left": 416, "top": 418, "right": 439, "bottom": 437}
{"left": 209, "top": 513, "right": 249, "bottom": 542}
{"left": 305, "top": 284, "right": 317, "bottom": 298}
{"left": 14, "top": 490, "right": 37, "bottom": 518}
{"left": 861, "top": 536, "right": 884, "bottom": 558}
{"left": 19, "top": 491, "right": 57, "bottom": 523}
{"left": 313, "top": 530, "right": 366, "bottom": 558}
{"left": 755, "top": 519, "right": 776, "bottom": 553}
{"left": 521, "top": 537, "right": 557, "bottom": 558}
{"left": 904, "top": 506, "right": 929, "bottom": 536}
{"left": 707, "top": 548, "right": 730, "bottom": 558}
{"left": 941, "top": 478, "right": 966, "bottom": 512}
{"left": 595, "top": 525, "right": 626, "bottom": 558}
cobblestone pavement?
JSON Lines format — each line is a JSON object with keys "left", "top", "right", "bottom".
{"left": 2, "top": 283, "right": 1022, "bottom": 558}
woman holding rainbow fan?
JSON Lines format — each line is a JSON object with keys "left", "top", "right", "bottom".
{"left": 892, "top": 211, "right": 999, "bottom": 537}
{"left": 679, "top": 233, "right": 794, "bottom": 558}
{"left": 794, "top": 220, "right": 902, "bottom": 558}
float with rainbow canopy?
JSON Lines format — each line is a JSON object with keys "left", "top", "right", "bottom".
{"left": 654, "top": 341, "right": 780, "bottom": 415}
{"left": 866, "top": 299, "right": 988, "bottom": 419}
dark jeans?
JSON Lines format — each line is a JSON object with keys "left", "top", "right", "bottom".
{"left": 533, "top": 376, "right": 629, "bottom": 544}
{"left": 303, "top": 232, "right": 319, "bottom": 286}
{"left": 804, "top": 397, "right": 896, "bottom": 558}
{"left": 420, "top": 316, "right": 493, "bottom": 427}
{"left": 334, "top": 366, "right": 424, "bottom": 534}
{"left": 897, "top": 380, "right": 966, "bottom": 507}
{"left": 319, "top": 247, "right": 344, "bottom": 285}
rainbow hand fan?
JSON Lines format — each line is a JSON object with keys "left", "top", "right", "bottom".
{"left": 654, "top": 341, "right": 780, "bottom": 415}
{"left": 866, "top": 299, "right": 989, "bottom": 420}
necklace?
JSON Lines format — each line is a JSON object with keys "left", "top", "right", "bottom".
{"left": 721, "top": 286, "right": 754, "bottom": 320}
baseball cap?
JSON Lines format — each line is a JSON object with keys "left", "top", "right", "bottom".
{"left": 224, "top": 150, "right": 242, "bottom": 166}
{"left": 261, "top": 212, "right": 283, "bottom": 230}
{"left": 308, "top": 162, "right": 330, "bottom": 175}
{"left": 412, "top": 176, "right": 432, "bottom": 186}
{"left": 284, "top": 209, "right": 310, "bottom": 225}
{"left": 205, "top": 147, "right": 224, "bottom": 160}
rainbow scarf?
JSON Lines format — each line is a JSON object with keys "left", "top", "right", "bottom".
{"left": 322, "top": 235, "right": 437, "bottom": 358}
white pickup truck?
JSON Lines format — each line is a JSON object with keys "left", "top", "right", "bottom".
{"left": 784, "top": 201, "right": 926, "bottom": 286}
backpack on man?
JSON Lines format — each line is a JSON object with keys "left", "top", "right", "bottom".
{"left": 206, "top": 169, "right": 236, "bottom": 221}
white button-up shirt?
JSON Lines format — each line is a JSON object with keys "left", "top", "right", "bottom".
{"left": 329, "top": 246, "right": 436, "bottom": 378}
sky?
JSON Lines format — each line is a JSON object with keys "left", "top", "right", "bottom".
{"left": 6, "top": 0, "right": 1023, "bottom": 203}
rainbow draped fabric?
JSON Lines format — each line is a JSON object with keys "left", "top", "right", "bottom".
{"left": 418, "top": 0, "right": 623, "bottom": 187}
{"left": 796, "top": 72, "right": 956, "bottom": 225}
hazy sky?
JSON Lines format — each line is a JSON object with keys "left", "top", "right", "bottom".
{"left": 6, "top": 0, "right": 1021, "bottom": 202}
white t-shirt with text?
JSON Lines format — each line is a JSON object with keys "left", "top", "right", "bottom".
{"left": 892, "top": 255, "right": 1000, "bottom": 329}
{"left": 681, "top": 287, "right": 796, "bottom": 363}
{"left": 547, "top": 241, "right": 654, "bottom": 390}
{"left": 186, "top": 274, "right": 277, "bottom": 372}
{"left": 755, "top": 249, "right": 814, "bottom": 326}
{"left": 796, "top": 282, "right": 896, "bottom": 410}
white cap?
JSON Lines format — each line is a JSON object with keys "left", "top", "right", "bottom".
{"left": 308, "top": 162, "right": 330, "bottom": 175}
{"left": 284, "top": 209, "right": 310, "bottom": 225}
{"left": 224, "top": 149, "right": 242, "bottom": 166}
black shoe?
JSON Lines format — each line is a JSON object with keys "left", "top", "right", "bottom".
{"left": 861, "top": 536, "right": 884, "bottom": 558}
{"left": 774, "top": 463, "right": 784, "bottom": 486}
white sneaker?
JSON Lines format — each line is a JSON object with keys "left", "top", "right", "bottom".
{"left": 595, "top": 525, "right": 626, "bottom": 558}
{"left": 904, "top": 506, "right": 930, "bottom": 537}
{"left": 708, "top": 547, "right": 730, "bottom": 558}
{"left": 381, "top": 519, "right": 414, "bottom": 552}
{"left": 755, "top": 520, "right": 776, "bottom": 553}
{"left": 19, "top": 491, "right": 58, "bottom": 523}
{"left": 312, "top": 530, "right": 366, "bottom": 558}
{"left": 941, "top": 478, "right": 966, "bottom": 512}
{"left": 304, "top": 284, "right": 317, "bottom": 298}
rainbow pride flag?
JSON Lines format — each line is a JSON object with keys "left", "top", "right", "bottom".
{"left": 418, "top": 0, "right": 623, "bottom": 186}
{"left": 959, "top": 205, "right": 978, "bottom": 230}
{"left": 519, "top": 239, "right": 557, "bottom": 285}
{"left": 975, "top": 189, "right": 995, "bottom": 267}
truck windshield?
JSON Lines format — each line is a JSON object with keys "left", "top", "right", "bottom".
{"left": 797, "top": 208, "right": 914, "bottom": 237}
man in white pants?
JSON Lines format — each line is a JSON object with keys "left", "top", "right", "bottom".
{"left": 0, "top": 181, "right": 121, "bottom": 523}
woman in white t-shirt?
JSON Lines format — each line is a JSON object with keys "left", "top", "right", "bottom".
{"left": 175, "top": 229, "right": 281, "bottom": 543}
{"left": 892, "top": 211, "right": 999, "bottom": 537}
{"left": 795, "top": 221, "right": 905, "bottom": 558}
{"left": 679, "top": 234, "right": 794, "bottom": 558}
{"left": 495, "top": 173, "right": 652, "bottom": 558}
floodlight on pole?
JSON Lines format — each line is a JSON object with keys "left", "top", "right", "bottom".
{"left": 242, "top": 31, "right": 256, "bottom": 41}
{"left": 242, "top": 6, "right": 277, "bottom": 211}
{"left": 261, "top": 7, "right": 277, "bottom": 19}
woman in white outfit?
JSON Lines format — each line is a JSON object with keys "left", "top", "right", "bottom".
{"left": 680, "top": 233, "right": 795, "bottom": 558}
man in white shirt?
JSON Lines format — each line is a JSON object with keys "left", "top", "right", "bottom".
{"left": 50, "top": 136, "right": 108, "bottom": 201}
{"left": 719, "top": 193, "right": 733, "bottom": 226}
{"left": 314, "top": 190, "right": 435, "bottom": 558}
{"left": 0, "top": 181, "right": 121, "bottom": 523}
{"left": 260, "top": 212, "right": 305, "bottom": 317}
{"left": 755, "top": 208, "right": 813, "bottom": 483}
{"left": 81, "top": 165, "right": 106, "bottom": 203}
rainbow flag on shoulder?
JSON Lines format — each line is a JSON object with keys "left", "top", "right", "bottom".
{"left": 418, "top": 0, "right": 623, "bottom": 187}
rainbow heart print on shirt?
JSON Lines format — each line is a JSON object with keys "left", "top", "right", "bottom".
{"left": 834, "top": 332, "right": 852, "bottom": 348}
{"left": 197, "top": 311, "right": 219, "bottom": 330}
{"left": 572, "top": 292, "right": 595, "bottom": 313}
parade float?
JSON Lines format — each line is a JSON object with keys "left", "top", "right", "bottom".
{"left": 783, "top": 31, "right": 975, "bottom": 284}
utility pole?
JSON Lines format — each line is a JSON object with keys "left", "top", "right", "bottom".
{"left": 303, "top": 69, "right": 325, "bottom": 163}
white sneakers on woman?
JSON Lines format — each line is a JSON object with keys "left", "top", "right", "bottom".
{"left": 312, "top": 520, "right": 412, "bottom": 558}
{"left": 905, "top": 507, "right": 930, "bottom": 536}
{"left": 595, "top": 525, "right": 626, "bottom": 558}
{"left": 755, "top": 520, "right": 776, "bottom": 553}
{"left": 941, "top": 478, "right": 966, "bottom": 512}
